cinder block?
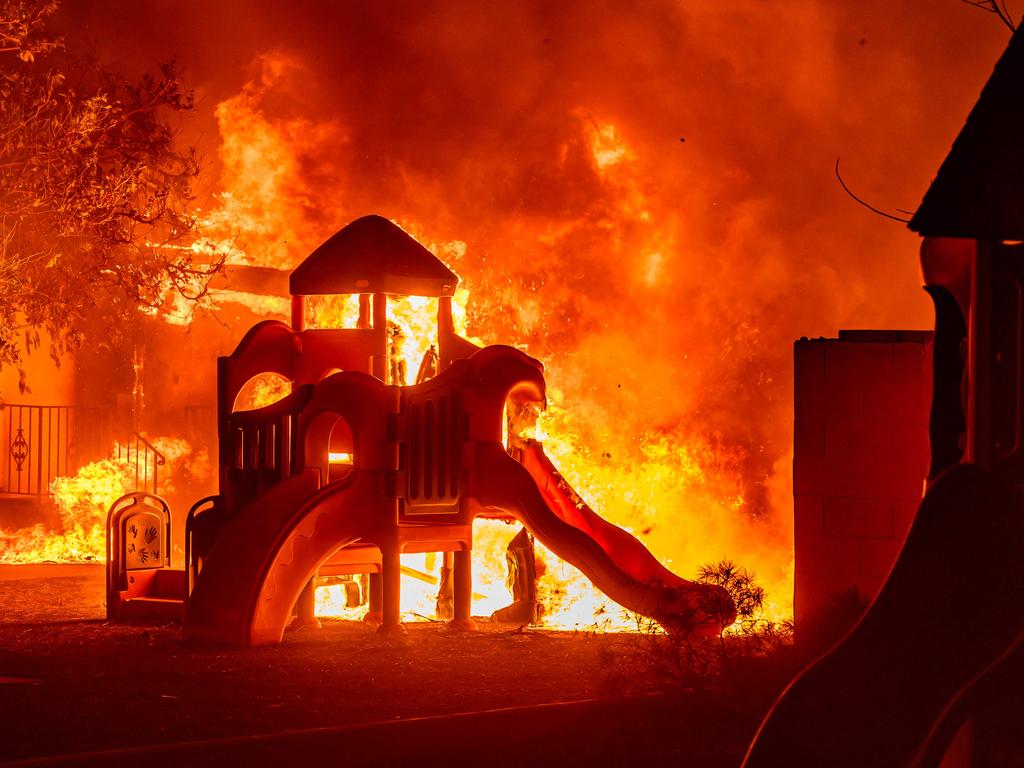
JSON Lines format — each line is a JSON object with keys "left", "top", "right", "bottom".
{"left": 795, "top": 533, "right": 831, "bottom": 583}
{"left": 823, "top": 536, "right": 862, "bottom": 582}
{"left": 794, "top": 576, "right": 829, "bottom": 625}
{"left": 826, "top": 342, "right": 894, "bottom": 382}
{"left": 822, "top": 497, "right": 862, "bottom": 538}
{"left": 795, "top": 417, "right": 827, "bottom": 458}
{"left": 892, "top": 419, "right": 931, "bottom": 466}
{"left": 795, "top": 340, "right": 826, "bottom": 380}
{"left": 860, "top": 538, "right": 904, "bottom": 579}
{"left": 794, "top": 457, "right": 854, "bottom": 497}
{"left": 894, "top": 343, "right": 929, "bottom": 382}
{"left": 858, "top": 380, "right": 931, "bottom": 421}
{"left": 795, "top": 377, "right": 860, "bottom": 420}
{"left": 797, "top": 535, "right": 857, "bottom": 590}
{"left": 852, "top": 456, "right": 927, "bottom": 501}
{"left": 823, "top": 497, "right": 894, "bottom": 539}
{"left": 826, "top": 417, "right": 895, "bottom": 459}
{"left": 795, "top": 495, "right": 825, "bottom": 536}
{"left": 794, "top": 497, "right": 826, "bottom": 585}
{"left": 793, "top": 331, "right": 936, "bottom": 634}
{"left": 801, "top": 573, "right": 855, "bottom": 619}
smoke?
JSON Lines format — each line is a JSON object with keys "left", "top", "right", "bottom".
{"left": 58, "top": 0, "right": 1013, "bottom": 610}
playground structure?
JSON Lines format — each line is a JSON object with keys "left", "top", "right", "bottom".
{"left": 106, "top": 215, "right": 734, "bottom": 646}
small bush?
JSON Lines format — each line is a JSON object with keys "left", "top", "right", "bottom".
{"left": 600, "top": 559, "right": 794, "bottom": 695}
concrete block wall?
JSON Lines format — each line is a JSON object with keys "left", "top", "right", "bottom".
{"left": 794, "top": 330, "right": 933, "bottom": 626}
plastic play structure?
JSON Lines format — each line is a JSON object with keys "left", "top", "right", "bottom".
{"left": 106, "top": 215, "right": 733, "bottom": 645}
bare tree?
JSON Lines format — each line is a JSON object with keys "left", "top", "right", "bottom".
{"left": 0, "top": 1, "right": 222, "bottom": 391}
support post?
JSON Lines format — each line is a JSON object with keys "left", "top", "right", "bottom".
{"left": 291, "top": 295, "right": 306, "bottom": 332}
{"left": 357, "top": 294, "right": 372, "bottom": 329}
{"left": 292, "top": 577, "right": 320, "bottom": 630}
{"left": 371, "top": 293, "right": 388, "bottom": 381}
{"left": 378, "top": 543, "right": 406, "bottom": 636}
{"left": 363, "top": 571, "right": 383, "bottom": 626}
{"left": 436, "top": 551, "right": 454, "bottom": 619}
{"left": 449, "top": 547, "right": 477, "bottom": 631}
{"left": 438, "top": 295, "right": 454, "bottom": 371}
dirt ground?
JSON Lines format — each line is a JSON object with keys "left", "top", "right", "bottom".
{"left": 0, "top": 564, "right": 786, "bottom": 766}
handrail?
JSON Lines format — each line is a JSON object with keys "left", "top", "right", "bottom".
{"left": 117, "top": 432, "right": 166, "bottom": 495}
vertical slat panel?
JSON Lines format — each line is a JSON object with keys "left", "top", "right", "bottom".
{"left": 409, "top": 403, "right": 421, "bottom": 500}
{"left": 449, "top": 390, "right": 461, "bottom": 497}
{"left": 423, "top": 400, "right": 434, "bottom": 499}
{"left": 436, "top": 395, "right": 447, "bottom": 501}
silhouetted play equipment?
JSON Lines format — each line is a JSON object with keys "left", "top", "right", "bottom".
{"left": 105, "top": 214, "right": 734, "bottom": 645}
{"left": 106, "top": 492, "right": 183, "bottom": 621}
{"left": 744, "top": 25, "right": 1024, "bottom": 768}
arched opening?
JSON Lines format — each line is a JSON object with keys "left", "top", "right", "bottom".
{"left": 303, "top": 410, "right": 355, "bottom": 484}
{"left": 232, "top": 372, "right": 292, "bottom": 412}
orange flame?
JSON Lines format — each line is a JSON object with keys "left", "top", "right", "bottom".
{"left": 0, "top": 437, "right": 196, "bottom": 564}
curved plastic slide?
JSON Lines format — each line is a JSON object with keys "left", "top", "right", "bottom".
{"left": 474, "top": 440, "right": 734, "bottom": 633}
{"left": 184, "top": 469, "right": 377, "bottom": 646}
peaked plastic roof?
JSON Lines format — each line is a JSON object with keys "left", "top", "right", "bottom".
{"left": 289, "top": 215, "right": 459, "bottom": 297}
{"left": 910, "top": 25, "right": 1024, "bottom": 239}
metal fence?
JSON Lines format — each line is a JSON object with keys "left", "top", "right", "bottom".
{"left": 3, "top": 405, "right": 76, "bottom": 495}
{"left": 0, "top": 405, "right": 161, "bottom": 496}
{"left": 2, "top": 404, "right": 169, "bottom": 496}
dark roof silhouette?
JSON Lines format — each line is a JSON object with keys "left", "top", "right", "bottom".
{"left": 290, "top": 215, "right": 459, "bottom": 297}
{"left": 910, "top": 25, "right": 1024, "bottom": 239}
